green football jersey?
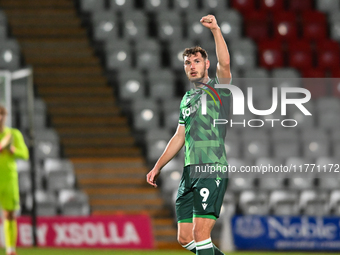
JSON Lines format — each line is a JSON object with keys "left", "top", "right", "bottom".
{"left": 179, "top": 78, "right": 231, "bottom": 166}
{"left": 0, "top": 127, "right": 29, "bottom": 183}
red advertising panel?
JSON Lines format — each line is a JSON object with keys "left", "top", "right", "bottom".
{"left": 0, "top": 215, "right": 154, "bottom": 249}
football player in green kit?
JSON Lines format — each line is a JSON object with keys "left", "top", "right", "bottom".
{"left": 147, "top": 15, "right": 231, "bottom": 255}
{"left": 0, "top": 105, "right": 29, "bottom": 255}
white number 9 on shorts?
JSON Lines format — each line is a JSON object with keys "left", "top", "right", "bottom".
{"left": 200, "top": 188, "right": 210, "bottom": 202}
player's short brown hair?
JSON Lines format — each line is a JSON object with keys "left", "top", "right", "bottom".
{"left": 182, "top": 46, "right": 208, "bottom": 60}
{"left": 0, "top": 105, "right": 7, "bottom": 115}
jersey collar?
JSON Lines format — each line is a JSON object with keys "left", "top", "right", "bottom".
{"left": 193, "top": 77, "right": 212, "bottom": 92}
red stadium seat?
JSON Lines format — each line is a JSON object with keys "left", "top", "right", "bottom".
{"left": 288, "top": 0, "right": 312, "bottom": 12}
{"left": 273, "top": 12, "right": 298, "bottom": 41}
{"left": 245, "top": 11, "right": 269, "bottom": 42}
{"left": 330, "top": 69, "right": 340, "bottom": 97}
{"left": 259, "top": 0, "right": 284, "bottom": 12}
{"left": 331, "top": 69, "right": 340, "bottom": 77}
{"left": 302, "top": 11, "right": 327, "bottom": 41}
{"left": 301, "top": 68, "right": 327, "bottom": 98}
{"left": 316, "top": 40, "right": 340, "bottom": 70}
{"left": 288, "top": 40, "right": 313, "bottom": 70}
{"left": 302, "top": 68, "right": 326, "bottom": 78}
{"left": 258, "top": 40, "right": 284, "bottom": 69}
{"left": 231, "top": 0, "right": 255, "bottom": 14}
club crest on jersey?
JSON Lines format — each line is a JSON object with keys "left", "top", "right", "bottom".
{"left": 215, "top": 175, "right": 222, "bottom": 187}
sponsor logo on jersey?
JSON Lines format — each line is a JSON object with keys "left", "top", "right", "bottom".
{"left": 182, "top": 100, "right": 201, "bottom": 118}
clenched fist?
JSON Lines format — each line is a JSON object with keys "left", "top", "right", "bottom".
{"left": 200, "top": 15, "right": 219, "bottom": 31}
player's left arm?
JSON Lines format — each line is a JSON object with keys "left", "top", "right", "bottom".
{"left": 0, "top": 133, "right": 12, "bottom": 151}
{"left": 200, "top": 15, "right": 231, "bottom": 80}
{"left": 10, "top": 129, "right": 29, "bottom": 160}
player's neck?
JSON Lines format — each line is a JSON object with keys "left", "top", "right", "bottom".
{"left": 193, "top": 77, "right": 210, "bottom": 89}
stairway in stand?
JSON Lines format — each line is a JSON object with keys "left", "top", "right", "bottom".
{"left": 0, "top": 0, "right": 179, "bottom": 249}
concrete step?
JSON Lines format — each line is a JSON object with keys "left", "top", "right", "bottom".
{"left": 20, "top": 39, "right": 89, "bottom": 48}
{"left": 38, "top": 86, "right": 111, "bottom": 96}
{"left": 12, "top": 27, "right": 86, "bottom": 38}
{"left": 154, "top": 227, "right": 178, "bottom": 243}
{"left": 78, "top": 178, "right": 145, "bottom": 187}
{"left": 1, "top": 0, "right": 74, "bottom": 8}
{"left": 52, "top": 116, "right": 126, "bottom": 127}
{"left": 36, "top": 83, "right": 109, "bottom": 88}
{"left": 92, "top": 209, "right": 172, "bottom": 218}
{"left": 37, "top": 83, "right": 109, "bottom": 88}
{"left": 153, "top": 213, "right": 180, "bottom": 247}
{"left": 26, "top": 55, "right": 99, "bottom": 65}
{"left": 34, "top": 66, "right": 102, "bottom": 76}
{"left": 24, "top": 47, "right": 93, "bottom": 57}
{"left": 154, "top": 228, "right": 177, "bottom": 237}
{"left": 9, "top": 18, "right": 81, "bottom": 27}
{"left": 76, "top": 167, "right": 146, "bottom": 179}
{"left": 72, "top": 157, "right": 146, "bottom": 169}
{"left": 49, "top": 105, "right": 119, "bottom": 115}
{"left": 156, "top": 235, "right": 179, "bottom": 244}
{"left": 64, "top": 146, "right": 141, "bottom": 157}
{"left": 5, "top": 9, "right": 77, "bottom": 18}
{"left": 59, "top": 130, "right": 131, "bottom": 138}
{"left": 156, "top": 241, "right": 182, "bottom": 249}
{"left": 35, "top": 76, "right": 107, "bottom": 86}
{"left": 44, "top": 96, "right": 113, "bottom": 105}
{"left": 57, "top": 126, "right": 129, "bottom": 135}
{"left": 153, "top": 218, "right": 175, "bottom": 228}
{"left": 89, "top": 192, "right": 160, "bottom": 201}
{"left": 90, "top": 202, "right": 164, "bottom": 211}
{"left": 90, "top": 198, "right": 164, "bottom": 207}
{"left": 84, "top": 187, "right": 155, "bottom": 195}
{"left": 62, "top": 137, "right": 135, "bottom": 147}
{"left": 153, "top": 220, "right": 177, "bottom": 240}
{"left": 58, "top": 130, "right": 130, "bottom": 139}
{"left": 75, "top": 167, "right": 147, "bottom": 175}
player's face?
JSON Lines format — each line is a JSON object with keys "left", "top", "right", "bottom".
{"left": 184, "top": 53, "right": 208, "bottom": 82}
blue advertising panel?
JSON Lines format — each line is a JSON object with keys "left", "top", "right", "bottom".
{"left": 232, "top": 215, "right": 340, "bottom": 251}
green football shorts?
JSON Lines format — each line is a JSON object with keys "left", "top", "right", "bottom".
{"left": 0, "top": 176, "right": 20, "bottom": 211}
{"left": 176, "top": 164, "right": 228, "bottom": 223}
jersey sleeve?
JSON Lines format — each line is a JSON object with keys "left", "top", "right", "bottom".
{"left": 178, "top": 95, "right": 186, "bottom": 126}
{"left": 214, "top": 76, "right": 232, "bottom": 97}
{"left": 179, "top": 112, "right": 185, "bottom": 125}
{"left": 12, "top": 129, "right": 29, "bottom": 160}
